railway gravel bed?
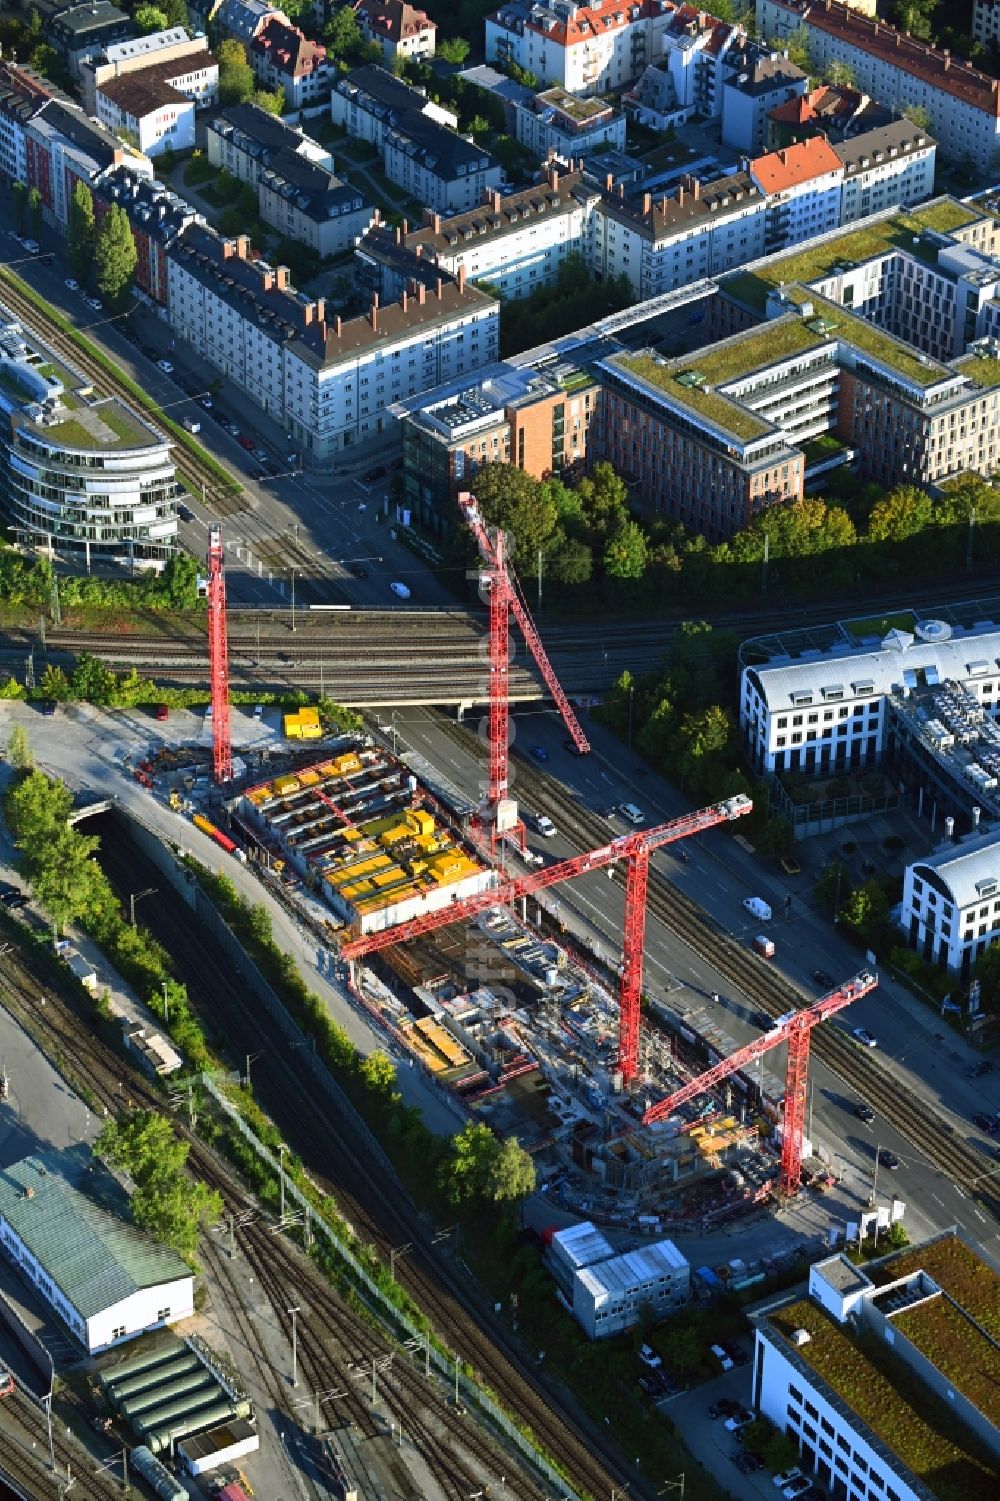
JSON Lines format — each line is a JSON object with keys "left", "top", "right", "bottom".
{"left": 433, "top": 715, "right": 1000, "bottom": 1222}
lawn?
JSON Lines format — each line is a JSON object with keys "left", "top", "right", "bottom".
{"left": 843, "top": 611, "right": 917, "bottom": 640}
{"left": 769, "top": 1299, "right": 998, "bottom": 1501}
{"left": 721, "top": 199, "right": 982, "bottom": 312}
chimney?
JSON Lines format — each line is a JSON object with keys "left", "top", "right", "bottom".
{"left": 945, "top": 815, "right": 955, "bottom": 841}
{"left": 334, "top": 314, "right": 342, "bottom": 336}
{"left": 423, "top": 206, "right": 436, "bottom": 225}
{"left": 402, "top": 288, "right": 408, "bottom": 312}
{"left": 315, "top": 297, "right": 325, "bottom": 323}
{"left": 490, "top": 188, "right": 501, "bottom": 210}
{"left": 303, "top": 303, "right": 313, "bottom": 324}
{"left": 617, "top": 181, "right": 624, "bottom": 199}
{"left": 276, "top": 265, "right": 288, "bottom": 289}
{"left": 551, "top": 168, "right": 559, "bottom": 190}
{"left": 677, "top": 184, "right": 685, "bottom": 205}
{"left": 414, "top": 243, "right": 423, "bottom": 257}
{"left": 606, "top": 172, "right": 613, "bottom": 190}
{"left": 237, "top": 234, "right": 251, "bottom": 258}
{"left": 458, "top": 264, "right": 466, "bottom": 292}
{"left": 395, "top": 225, "right": 402, "bottom": 244}
{"left": 402, "top": 218, "right": 408, "bottom": 235}
{"left": 221, "top": 239, "right": 234, "bottom": 259}
{"left": 642, "top": 191, "right": 651, "bottom": 213}
{"left": 973, "top": 805, "right": 982, "bottom": 829}
{"left": 369, "top": 298, "right": 378, "bottom": 331}
{"left": 418, "top": 281, "right": 426, "bottom": 304}
{"left": 436, "top": 276, "right": 443, "bottom": 299}
{"left": 373, "top": 208, "right": 381, "bottom": 226}
{"left": 316, "top": 319, "right": 327, "bottom": 342}
{"left": 943, "top": 52, "right": 950, "bottom": 69}
{"left": 690, "top": 174, "right": 701, "bottom": 200}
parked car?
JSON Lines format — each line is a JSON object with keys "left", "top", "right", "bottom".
{"left": 620, "top": 802, "right": 645, "bottom": 825}
{"left": 64, "top": 277, "right": 79, "bottom": 291}
{"left": 852, "top": 1027, "right": 878, "bottom": 1048}
{"left": 967, "top": 1059, "right": 993, "bottom": 1079}
{"left": 253, "top": 704, "right": 264, "bottom": 720}
{"left": 741, "top": 1452, "right": 765, "bottom": 1472}
{"left": 562, "top": 738, "right": 586, "bottom": 755}
{"left": 252, "top": 448, "right": 268, "bottom": 463}
{"left": 0, "top": 885, "right": 23, "bottom": 906}
{"left": 86, "top": 296, "right": 102, "bottom": 311}
{"left": 708, "top": 1398, "right": 743, "bottom": 1420}
{"left": 530, "top": 744, "right": 549, "bottom": 762}
{"left": 22, "top": 238, "right": 39, "bottom": 253}
{"left": 535, "top": 815, "right": 556, "bottom": 838}
{"left": 638, "top": 1373, "right": 665, "bottom": 1397}
{"left": 225, "top": 421, "right": 240, "bottom": 436}
{"left": 709, "top": 1343, "right": 734, "bottom": 1371}
{"left": 854, "top": 1102, "right": 876, "bottom": 1124}
{"left": 349, "top": 563, "right": 368, "bottom": 578}
{"left": 198, "top": 396, "right": 214, "bottom": 411}
{"left": 743, "top": 895, "right": 772, "bottom": 922}
{"left": 177, "top": 503, "right": 195, "bottom": 523}
{"left": 780, "top": 853, "right": 801, "bottom": 874}
{"left": 724, "top": 1408, "right": 755, "bottom": 1430}
{"left": 3, "top": 894, "right": 28, "bottom": 912}
{"left": 812, "top": 969, "right": 834, "bottom": 988}
{"left": 363, "top": 465, "right": 387, "bottom": 483}
{"left": 773, "top": 1469, "right": 804, "bottom": 1490}
{"left": 783, "top": 1479, "right": 812, "bottom": 1501}
{"left": 638, "top": 1343, "right": 662, "bottom": 1368}
{"left": 878, "top": 1148, "right": 900, "bottom": 1170}
{"left": 156, "top": 358, "right": 173, "bottom": 375}
{"left": 722, "top": 1341, "right": 750, "bottom": 1367}
{"left": 35, "top": 700, "right": 56, "bottom": 715}
{"left": 238, "top": 433, "right": 255, "bottom": 451}
{"left": 732, "top": 1453, "right": 758, "bottom": 1474}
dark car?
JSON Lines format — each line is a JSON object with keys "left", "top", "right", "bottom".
{"left": 638, "top": 1373, "right": 663, "bottom": 1397}
{"left": 742, "top": 1452, "right": 765, "bottom": 1472}
{"left": 0, "top": 883, "right": 20, "bottom": 904}
{"left": 723, "top": 1341, "right": 750, "bottom": 1367}
{"left": 854, "top": 1102, "right": 876, "bottom": 1123}
{"left": 750, "top": 1010, "right": 773, "bottom": 1030}
{"left": 562, "top": 738, "right": 586, "bottom": 756}
{"left": 974, "top": 1112, "right": 1000, "bottom": 1134}
{"left": 363, "top": 465, "right": 387, "bottom": 483}
{"left": 2, "top": 894, "right": 28, "bottom": 911}
{"left": 349, "top": 563, "right": 368, "bottom": 578}
{"left": 967, "top": 1060, "right": 993, "bottom": 1079}
{"left": 878, "top": 1148, "right": 900, "bottom": 1170}
{"left": 530, "top": 744, "right": 549, "bottom": 762}
{"left": 177, "top": 503, "right": 195, "bottom": 523}
{"left": 812, "top": 969, "right": 834, "bottom": 988}
{"left": 198, "top": 395, "right": 214, "bottom": 411}
{"left": 708, "top": 1398, "right": 743, "bottom": 1420}
{"left": 36, "top": 700, "right": 56, "bottom": 715}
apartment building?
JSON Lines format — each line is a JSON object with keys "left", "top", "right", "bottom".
{"left": 25, "top": 100, "right": 151, "bottom": 229}
{"left": 330, "top": 64, "right": 457, "bottom": 150}
{"left": 399, "top": 167, "right": 600, "bottom": 299}
{"left": 50, "top": 2, "right": 131, "bottom": 80}
{"left": 0, "top": 305, "right": 178, "bottom": 565}
{"left": 394, "top": 358, "right": 599, "bottom": 526}
{"left": 972, "top": 0, "right": 1000, "bottom": 47}
{"left": 749, "top": 137, "right": 844, "bottom": 253}
{"left": 515, "top": 86, "right": 626, "bottom": 160}
{"left": 752, "top": 1236, "right": 999, "bottom": 1501}
{"left": 81, "top": 29, "right": 215, "bottom": 116}
{"left": 93, "top": 165, "right": 203, "bottom": 308}
{"left": 251, "top": 20, "right": 330, "bottom": 111}
{"left": 383, "top": 114, "right": 503, "bottom": 215}
{"left": 835, "top": 118, "right": 936, "bottom": 225}
{"left": 357, "top": 0, "right": 437, "bottom": 64}
{"left": 757, "top": 0, "right": 1000, "bottom": 171}
{"left": 166, "top": 224, "right": 498, "bottom": 461}
{"left": 213, "top": 0, "right": 291, "bottom": 46}
{"left": 0, "top": 64, "right": 54, "bottom": 184}
{"left": 721, "top": 51, "right": 807, "bottom": 154}
{"left": 658, "top": 6, "right": 741, "bottom": 119}
{"left": 591, "top": 172, "right": 767, "bottom": 300}
{"left": 486, "top": 0, "right": 676, "bottom": 96}
{"left": 206, "top": 102, "right": 334, "bottom": 185}
{"left": 96, "top": 53, "right": 219, "bottom": 156}
{"left": 766, "top": 82, "right": 893, "bottom": 150}
{"left": 258, "top": 150, "right": 372, "bottom": 256}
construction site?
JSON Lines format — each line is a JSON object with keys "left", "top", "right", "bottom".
{"left": 172, "top": 510, "right": 880, "bottom": 1234}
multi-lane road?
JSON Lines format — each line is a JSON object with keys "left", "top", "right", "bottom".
{"left": 395, "top": 702, "right": 1000, "bottom": 1267}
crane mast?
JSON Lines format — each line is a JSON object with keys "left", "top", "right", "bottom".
{"left": 207, "top": 524, "right": 232, "bottom": 785}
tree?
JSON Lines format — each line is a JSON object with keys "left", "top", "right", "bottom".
{"left": 438, "top": 1121, "right": 498, "bottom": 1205}
{"left": 901, "top": 102, "right": 933, "bottom": 132}
{"left": 67, "top": 180, "right": 95, "bottom": 280}
{"left": 71, "top": 653, "right": 116, "bottom": 704}
{"left": 252, "top": 86, "right": 285, "bottom": 115}
{"left": 814, "top": 860, "right": 846, "bottom": 914}
{"left": 359, "top": 1050, "right": 398, "bottom": 1097}
{"left": 487, "top": 1136, "right": 535, "bottom": 1201}
{"left": 38, "top": 664, "right": 71, "bottom": 700}
{"left": 469, "top": 463, "right": 558, "bottom": 564}
{"left": 324, "top": 4, "right": 364, "bottom": 59}
{"left": 95, "top": 1110, "right": 222, "bottom": 1265}
{"left": 893, "top": 0, "right": 937, "bottom": 40}
{"left": 839, "top": 880, "right": 889, "bottom": 945}
{"left": 781, "top": 24, "right": 813, "bottom": 74}
{"left": 217, "top": 38, "right": 256, "bottom": 106}
{"left": 545, "top": 533, "right": 593, "bottom": 586}
{"left": 94, "top": 202, "right": 137, "bottom": 307}
{"left": 157, "top": 550, "right": 200, "bottom": 609}
{"left": 604, "top": 518, "right": 648, "bottom": 581}
{"left": 134, "top": 3, "right": 168, "bottom": 31}
{"left": 25, "top": 823, "right": 103, "bottom": 931}
{"left": 827, "top": 59, "right": 855, "bottom": 87}
{"left": 437, "top": 36, "right": 470, "bottom": 64}
{"left": 5, "top": 769, "right": 73, "bottom": 848}
{"left": 26, "top": 184, "right": 42, "bottom": 238}
{"left": 575, "top": 461, "right": 630, "bottom": 541}
{"left": 866, "top": 484, "right": 933, "bottom": 543}
{"left": 7, "top": 725, "right": 32, "bottom": 771}
{"left": 12, "top": 180, "right": 27, "bottom": 234}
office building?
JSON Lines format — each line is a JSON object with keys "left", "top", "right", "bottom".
{"left": 96, "top": 52, "right": 219, "bottom": 157}
{"left": 81, "top": 28, "right": 216, "bottom": 116}
{"left": 0, "top": 307, "right": 177, "bottom": 565}
{"left": 757, "top": 0, "right": 1000, "bottom": 171}
{"left": 0, "top": 1148, "right": 193, "bottom": 1355}
{"left": 752, "top": 1234, "right": 999, "bottom": 1501}
{"left": 902, "top": 830, "right": 1000, "bottom": 974}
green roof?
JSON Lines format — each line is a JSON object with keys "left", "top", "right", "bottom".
{"left": 34, "top": 397, "right": 159, "bottom": 452}
{"left": 722, "top": 199, "right": 983, "bottom": 314}
{"left": 797, "top": 290, "right": 951, "bottom": 388}
{"left": 954, "top": 350, "right": 1000, "bottom": 388}
{"left": 769, "top": 1295, "right": 997, "bottom": 1501}
{"left": 0, "top": 1148, "right": 190, "bottom": 1324}
{"left": 867, "top": 1236, "right": 1000, "bottom": 1336}
{"left": 613, "top": 351, "right": 775, "bottom": 442}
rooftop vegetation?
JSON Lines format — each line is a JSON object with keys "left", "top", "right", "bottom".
{"left": 770, "top": 1298, "right": 998, "bottom": 1501}
{"left": 955, "top": 351, "right": 1000, "bottom": 389}
{"left": 867, "top": 1236, "right": 1000, "bottom": 1338}
{"left": 41, "top": 399, "right": 153, "bottom": 451}
{"left": 893, "top": 1293, "right": 1000, "bottom": 1427}
{"left": 722, "top": 200, "right": 982, "bottom": 312}
{"left": 615, "top": 352, "right": 771, "bottom": 441}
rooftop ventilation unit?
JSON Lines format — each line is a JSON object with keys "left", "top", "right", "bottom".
{"left": 916, "top": 619, "right": 952, "bottom": 644}
{"left": 791, "top": 1328, "right": 811, "bottom": 1347}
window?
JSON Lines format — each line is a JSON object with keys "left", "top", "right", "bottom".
{"left": 157, "top": 1306, "right": 171, "bottom": 1320}
{"left": 112, "top": 1325, "right": 126, "bottom": 1340}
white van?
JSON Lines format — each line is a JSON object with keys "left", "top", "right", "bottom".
{"left": 390, "top": 581, "right": 411, "bottom": 599}
{"left": 620, "top": 803, "right": 645, "bottom": 825}
{"left": 743, "top": 896, "right": 772, "bottom": 922}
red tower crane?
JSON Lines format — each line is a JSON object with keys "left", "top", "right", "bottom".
{"left": 207, "top": 524, "right": 232, "bottom": 785}
{"left": 340, "top": 793, "right": 752, "bottom": 1081}
{"left": 642, "top": 969, "right": 879, "bottom": 1194}
{"left": 458, "top": 492, "right": 589, "bottom": 846}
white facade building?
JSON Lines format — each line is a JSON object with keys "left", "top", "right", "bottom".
{"left": 901, "top": 831, "right": 1000, "bottom": 974}
{"left": 750, "top": 137, "right": 845, "bottom": 253}
{"left": 573, "top": 1239, "right": 690, "bottom": 1339}
{"left": 0, "top": 1149, "right": 194, "bottom": 1356}
{"left": 757, "top": 0, "right": 1000, "bottom": 172}
{"left": 972, "top": 0, "right": 1000, "bottom": 47}
{"left": 382, "top": 113, "right": 503, "bottom": 215}
{"left": 486, "top": 0, "right": 676, "bottom": 96}
{"left": 514, "top": 86, "right": 626, "bottom": 161}
{"left": 752, "top": 1238, "right": 1000, "bottom": 1501}
{"left": 81, "top": 28, "right": 216, "bottom": 115}
{"left": 835, "top": 119, "right": 937, "bottom": 226}
{"left": 331, "top": 65, "right": 457, "bottom": 152}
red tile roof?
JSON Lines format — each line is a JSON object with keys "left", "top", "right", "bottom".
{"left": 357, "top": 0, "right": 436, "bottom": 44}
{"left": 768, "top": 93, "right": 816, "bottom": 125}
{"left": 252, "top": 19, "right": 326, "bottom": 77}
{"left": 769, "top": 0, "right": 1000, "bottom": 117}
{"left": 750, "top": 135, "right": 843, "bottom": 191}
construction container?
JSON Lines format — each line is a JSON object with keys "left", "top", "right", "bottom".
{"left": 101, "top": 1342, "right": 185, "bottom": 1393}
{"left": 129, "top": 1446, "right": 190, "bottom": 1501}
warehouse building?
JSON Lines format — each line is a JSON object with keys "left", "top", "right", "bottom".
{"left": 239, "top": 746, "right": 493, "bottom": 933}
{"left": 751, "top": 1233, "right": 999, "bottom": 1501}
{"left": 0, "top": 1147, "right": 194, "bottom": 1355}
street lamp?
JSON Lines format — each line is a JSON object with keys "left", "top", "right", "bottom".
{"left": 244, "top": 1050, "right": 264, "bottom": 1090}
{"left": 287, "top": 1304, "right": 300, "bottom": 1388}
{"left": 290, "top": 569, "right": 301, "bottom": 634}
{"left": 389, "top": 1241, "right": 412, "bottom": 1280}
{"left": 129, "top": 887, "right": 157, "bottom": 927}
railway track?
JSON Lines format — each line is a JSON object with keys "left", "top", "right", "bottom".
{"left": 432, "top": 714, "right": 1000, "bottom": 1223}
{"left": 0, "top": 270, "right": 241, "bottom": 519}
{"left": 0, "top": 920, "right": 550, "bottom": 1501}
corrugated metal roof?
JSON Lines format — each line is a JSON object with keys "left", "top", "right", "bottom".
{"left": 910, "top": 829, "right": 1000, "bottom": 912}
{"left": 551, "top": 1220, "right": 613, "bottom": 1270}
{"left": 0, "top": 1147, "right": 190, "bottom": 1320}
{"left": 576, "top": 1239, "right": 688, "bottom": 1300}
